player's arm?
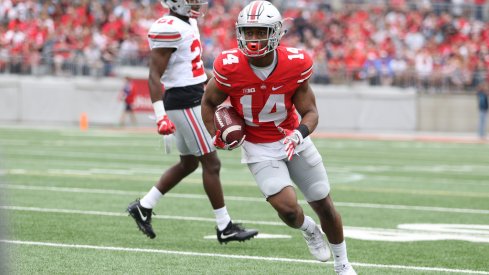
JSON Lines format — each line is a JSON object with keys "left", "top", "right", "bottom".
{"left": 148, "top": 47, "right": 173, "bottom": 103}
{"left": 204, "top": 69, "right": 214, "bottom": 84}
{"left": 201, "top": 77, "right": 228, "bottom": 136}
{"left": 202, "top": 78, "right": 244, "bottom": 150}
{"left": 292, "top": 80, "right": 319, "bottom": 134}
{"left": 148, "top": 47, "right": 176, "bottom": 135}
{"left": 279, "top": 80, "right": 318, "bottom": 160}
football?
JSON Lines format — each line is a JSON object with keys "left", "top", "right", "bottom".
{"left": 214, "top": 105, "right": 245, "bottom": 144}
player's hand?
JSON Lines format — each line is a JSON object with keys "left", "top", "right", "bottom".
{"left": 213, "top": 130, "right": 245, "bottom": 150}
{"left": 157, "top": 115, "right": 176, "bottom": 135}
{"left": 278, "top": 127, "right": 304, "bottom": 161}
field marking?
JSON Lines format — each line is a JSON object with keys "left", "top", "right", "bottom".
{"left": 0, "top": 139, "right": 159, "bottom": 147}
{"left": 335, "top": 185, "right": 489, "bottom": 198}
{"left": 4, "top": 158, "right": 489, "bottom": 187}
{"left": 3, "top": 170, "right": 255, "bottom": 186}
{"left": 347, "top": 224, "right": 489, "bottom": 243}
{"left": 5, "top": 145, "right": 489, "bottom": 174}
{"left": 354, "top": 175, "right": 489, "bottom": 187}
{"left": 5, "top": 169, "right": 489, "bottom": 198}
{"left": 313, "top": 132, "right": 485, "bottom": 144}
{"left": 2, "top": 184, "right": 489, "bottom": 215}
{"left": 203, "top": 234, "right": 292, "bottom": 240}
{"left": 3, "top": 205, "right": 489, "bottom": 243}
{"left": 1, "top": 126, "right": 483, "bottom": 144}
{"left": 3, "top": 149, "right": 175, "bottom": 162}
{"left": 5, "top": 164, "right": 489, "bottom": 193}
{"left": 6, "top": 148, "right": 489, "bottom": 175}
{"left": 5, "top": 163, "right": 489, "bottom": 190}
{"left": 3, "top": 147, "right": 251, "bottom": 163}
{"left": 2, "top": 240, "right": 488, "bottom": 274}
{"left": 0, "top": 205, "right": 283, "bottom": 226}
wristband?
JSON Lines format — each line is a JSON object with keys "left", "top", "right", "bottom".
{"left": 153, "top": 100, "right": 166, "bottom": 120}
{"left": 296, "top": 124, "right": 310, "bottom": 138}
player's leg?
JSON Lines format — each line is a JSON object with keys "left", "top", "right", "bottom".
{"left": 184, "top": 105, "right": 258, "bottom": 243}
{"left": 248, "top": 160, "right": 303, "bottom": 227}
{"left": 266, "top": 185, "right": 304, "bottom": 228}
{"left": 127, "top": 155, "right": 199, "bottom": 239}
{"left": 288, "top": 143, "right": 356, "bottom": 274}
{"left": 119, "top": 104, "right": 130, "bottom": 127}
{"left": 178, "top": 105, "right": 223, "bottom": 210}
{"left": 128, "top": 105, "right": 137, "bottom": 126}
{"left": 199, "top": 151, "right": 224, "bottom": 209}
{"left": 248, "top": 160, "right": 329, "bottom": 262}
{"left": 154, "top": 155, "right": 199, "bottom": 194}
{"left": 127, "top": 108, "right": 199, "bottom": 239}
{"left": 199, "top": 151, "right": 258, "bottom": 243}
{"left": 119, "top": 112, "right": 125, "bottom": 127}
{"left": 309, "top": 196, "right": 343, "bottom": 244}
{"left": 309, "top": 196, "right": 355, "bottom": 274}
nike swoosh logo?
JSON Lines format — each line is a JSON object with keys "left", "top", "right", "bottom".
{"left": 220, "top": 232, "right": 238, "bottom": 239}
{"left": 137, "top": 206, "right": 147, "bottom": 222}
{"left": 272, "top": 85, "right": 284, "bottom": 91}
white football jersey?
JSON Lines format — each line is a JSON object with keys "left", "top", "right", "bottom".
{"left": 148, "top": 15, "right": 207, "bottom": 89}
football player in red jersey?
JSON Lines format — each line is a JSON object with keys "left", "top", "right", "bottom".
{"left": 201, "top": 1, "right": 356, "bottom": 274}
{"left": 127, "top": 0, "right": 257, "bottom": 244}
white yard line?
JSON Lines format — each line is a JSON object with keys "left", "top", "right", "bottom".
{"left": 4, "top": 160, "right": 489, "bottom": 187}
{"left": 4, "top": 145, "right": 489, "bottom": 174}
{"left": 2, "top": 184, "right": 488, "bottom": 215}
{"left": 1, "top": 240, "right": 488, "bottom": 274}
{"left": 0, "top": 205, "right": 282, "bottom": 225}
{"left": 3, "top": 205, "right": 489, "bottom": 234}
{"left": 3, "top": 149, "right": 167, "bottom": 162}
{"left": 6, "top": 148, "right": 489, "bottom": 173}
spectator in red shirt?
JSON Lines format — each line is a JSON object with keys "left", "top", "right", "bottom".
{"left": 119, "top": 76, "right": 137, "bottom": 127}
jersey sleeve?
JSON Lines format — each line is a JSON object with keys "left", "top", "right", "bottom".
{"left": 147, "top": 18, "right": 182, "bottom": 49}
{"left": 297, "top": 49, "right": 314, "bottom": 84}
{"left": 212, "top": 52, "right": 233, "bottom": 93}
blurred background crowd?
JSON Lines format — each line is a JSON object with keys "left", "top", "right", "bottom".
{"left": 1, "top": 0, "right": 488, "bottom": 92}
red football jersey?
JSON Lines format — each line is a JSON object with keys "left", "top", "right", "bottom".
{"left": 213, "top": 46, "right": 313, "bottom": 143}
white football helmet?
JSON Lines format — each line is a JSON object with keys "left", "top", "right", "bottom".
{"left": 236, "top": 1, "right": 285, "bottom": 57}
{"left": 161, "top": 0, "right": 208, "bottom": 18}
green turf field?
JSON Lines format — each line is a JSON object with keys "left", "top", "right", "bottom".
{"left": 0, "top": 127, "right": 488, "bottom": 274}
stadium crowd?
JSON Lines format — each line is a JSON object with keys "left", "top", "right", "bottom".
{"left": 1, "top": 0, "right": 488, "bottom": 92}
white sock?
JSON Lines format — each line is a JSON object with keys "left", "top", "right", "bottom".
{"left": 299, "top": 215, "right": 316, "bottom": 234}
{"left": 330, "top": 240, "right": 349, "bottom": 267}
{"left": 140, "top": 186, "right": 163, "bottom": 209}
{"left": 213, "top": 206, "right": 231, "bottom": 231}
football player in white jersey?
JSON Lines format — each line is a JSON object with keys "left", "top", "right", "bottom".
{"left": 127, "top": 0, "right": 257, "bottom": 244}
{"left": 201, "top": 1, "right": 356, "bottom": 274}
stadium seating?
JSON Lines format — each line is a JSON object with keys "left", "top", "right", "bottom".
{"left": 0, "top": 0, "right": 488, "bottom": 92}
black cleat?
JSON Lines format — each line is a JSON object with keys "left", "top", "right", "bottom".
{"left": 216, "top": 221, "right": 258, "bottom": 244}
{"left": 127, "top": 200, "right": 156, "bottom": 239}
